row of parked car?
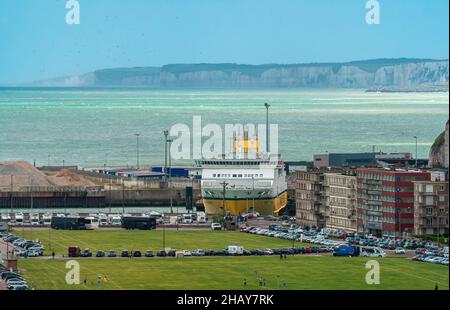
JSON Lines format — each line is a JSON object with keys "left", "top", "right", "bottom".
{"left": 68, "top": 245, "right": 330, "bottom": 259}
{"left": 241, "top": 226, "right": 346, "bottom": 249}
{"left": 1, "top": 233, "right": 44, "bottom": 257}
{"left": 411, "top": 247, "right": 449, "bottom": 266}
{"left": 0, "top": 267, "right": 31, "bottom": 290}
{"left": 412, "top": 254, "right": 449, "bottom": 265}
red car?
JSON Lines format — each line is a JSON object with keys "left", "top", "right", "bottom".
{"left": 305, "top": 247, "right": 312, "bottom": 253}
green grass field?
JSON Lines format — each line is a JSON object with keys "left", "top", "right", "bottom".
{"left": 11, "top": 229, "right": 449, "bottom": 290}
{"left": 12, "top": 229, "right": 310, "bottom": 255}
{"left": 18, "top": 256, "right": 448, "bottom": 290}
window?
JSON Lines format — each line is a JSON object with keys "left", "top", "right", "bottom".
{"left": 439, "top": 195, "right": 445, "bottom": 202}
{"left": 426, "top": 185, "right": 434, "bottom": 193}
{"left": 425, "top": 196, "right": 434, "bottom": 206}
{"left": 426, "top": 207, "right": 433, "bottom": 216}
{"left": 212, "top": 174, "right": 216, "bottom": 177}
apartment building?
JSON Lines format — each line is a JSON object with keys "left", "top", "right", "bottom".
{"left": 294, "top": 171, "right": 325, "bottom": 228}
{"left": 356, "top": 168, "right": 430, "bottom": 237}
{"left": 324, "top": 173, "right": 357, "bottom": 231}
{"left": 414, "top": 180, "right": 449, "bottom": 236}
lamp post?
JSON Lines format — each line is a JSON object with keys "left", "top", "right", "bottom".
{"left": 414, "top": 136, "right": 418, "bottom": 168}
{"left": 220, "top": 181, "right": 229, "bottom": 215}
{"left": 135, "top": 133, "right": 141, "bottom": 170}
{"left": 162, "top": 130, "right": 170, "bottom": 251}
{"left": 168, "top": 139, "right": 173, "bottom": 213}
{"left": 264, "top": 103, "right": 270, "bottom": 153}
{"left": 163, "top": 130, "right": 169, "bottom": 179}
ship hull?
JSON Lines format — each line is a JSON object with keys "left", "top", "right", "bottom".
{"left": 203, "top": 191, "right": 287, "bottom": 216}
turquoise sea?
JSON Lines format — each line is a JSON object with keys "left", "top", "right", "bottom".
{"left": 0, "top": 88, "right": 448, "bottom": 167}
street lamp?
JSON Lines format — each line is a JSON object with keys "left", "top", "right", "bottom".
{"left": 162, "top": 130, "right": 170, "bottom": 250}
{"left": 413, "top": 136, "right": 418, "bottom": 168}
{"left": 167, "top": 139, "right": 173, "bottom": 213}
{"left": 264, "top": 103, "right": 270, "bottom": 153}
{"left": 135, "top": 133, "right": 141, "bottom": 170}
{"left": 163, "top": 130, "right": 169, "bottom": 179}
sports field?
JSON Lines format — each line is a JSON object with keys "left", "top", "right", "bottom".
{"left": 12, "top": 229, "right": 310, "bottom": 255}
{"left": 18, "top": 256, "right": 448, "bottom": 290}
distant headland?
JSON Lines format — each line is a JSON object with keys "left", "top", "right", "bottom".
{"left": 26, "top": 58, "right": 449, "bottom": 91}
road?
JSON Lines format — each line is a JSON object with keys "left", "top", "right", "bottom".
{"left": 0, "top": 240, "right": 10, "bottom": 290}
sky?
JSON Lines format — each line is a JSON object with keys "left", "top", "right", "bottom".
{"left": 0, "top": 0, "right": 448, "bottom": 84}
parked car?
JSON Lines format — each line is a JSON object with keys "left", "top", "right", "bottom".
{"left": 395, "top": 247, "right": 406, "bottom": 254}
{"left": 96, "top": 250, "right": 105, "bottom": 257}
{"left": 80, "top": 248, "right": 92, "bottom": 257}
{"left": 144, "top": 250, "right": 154, "bottom": 257}
{"left": 133, "top": 250, "right": 142, "bottom": 257}
{"left": 27, "top": 249, "right": 42, "bottom": 257}
{"left": 211, "top": 223, "right": 222, "bottom": 231}
{"left": 360, "top": 247, "right": 386, "bottom": 258}
{"left": 156, "top": 250, "right": 167, "bottom": 257}
{"left": 107, "top": 250, "right": 117, "bottom": 257}
{"left": 192, "top": 249, "right": 205, "bottom": 256}
{"left": 121, "top": 250, "right": 130, "bottom": 257}
{"left": 182, "top": 250, "right": 192, "bottom": 256}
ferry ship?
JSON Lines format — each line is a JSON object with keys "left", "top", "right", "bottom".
{"left": 196, "top": 130, "right": 287, "bottom": 216}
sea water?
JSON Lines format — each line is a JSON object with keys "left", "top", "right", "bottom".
{"left": 0, "top": 88, "right": 448, "bottom": 167}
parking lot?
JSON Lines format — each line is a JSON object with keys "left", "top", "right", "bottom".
{"left": 239, "top": 224, "right": 449, "bottom": 264}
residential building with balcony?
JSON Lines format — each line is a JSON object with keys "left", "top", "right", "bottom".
{"left": 356, "top": 168, "right": 430, "bottom": 237}
{"left": 324, "top": 172, "right": 357, "bottom": 231}
{"left": 294, "top": 171, "right": 325, "bottom": 228}
{"left": 413, "top": 179, "right": 449, "bottom": 236}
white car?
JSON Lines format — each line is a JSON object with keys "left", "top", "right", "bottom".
{"left": 27, "top": 249, "right": 41, "bottom": 257}
{"left": 395, "top": 247, "right": 406, "bottom": 254}
{"left": 211, "top": 223, "right": 222, "bottom": 231}
{"left": 182, "top": 250, "right": 192, "bottom": 256}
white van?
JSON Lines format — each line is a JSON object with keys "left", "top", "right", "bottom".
{"left": 15, "top": 213, "right": 24, "bottom": 226}
{"left": 110, "top": 216, "right": 122, "bottom": 226}
{"left": 42, "top": 214, "right": 52, "bottom": 226}
{"left": 98, "top": 214, "right": 108, "bottom": 226}
{"left": 197, "top": 212, "right": 206, "bottom": 223}
{"left": 30, "top": 214, "right": 40, "bottom": 226}
{"left": 361, "top": 247, "right": 386, "bottom": 258}
{"left": 182, "top": 214, "right": 193, "bottom": 224}
{"left": 227, "top": 245, "right": 244, "bottom": 256}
